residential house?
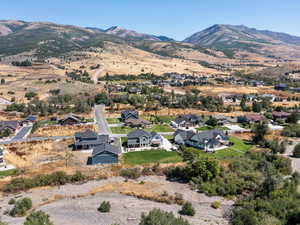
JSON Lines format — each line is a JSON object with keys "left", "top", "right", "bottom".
{"left": 172, "top": 114, "right": 203, "bottom": 128}
{"left": 58, "top": 114, "right": 82, "bottom": 126}
{"left": 272, "top": 112, "right": 291, "bottom": 122}
{"left": 275, "top": 83, "right": 289, "bottom": 91}
{"left": 87, "top": 143, "right": 119, "bottom": 165}
{"left": 128, "top": 86, "right": 142, "bottom": 94}
{"left": 0, "top": 147, "right": 4, "bottom": 164}
{"left": 173, "top": 129, "right": 196, "bottom": 145}
{"left": 0, "top": 121, "right": 19, "bottom": 134}
{"left": 150, "top": 132, "right": 164, "bottom": 147}
{"left": 121, "top": 110, "right": 139, "bottom": 121}
{"left": 127, "top": 129, "right": 152, "bottom": 148}
{"left": 244, "top": 114, "right": 266, "bottom": 123}
{"left": 124, "top": 118, "right": 151, "bottom": 128}
{"left": 186, "top": 130, "right": 229, "bottom": 151}
{"left": 214, "top": 115, "right": 237, "bottom": 125}
{"left": 74, "top": 129, "right": 109, "bottom": 150}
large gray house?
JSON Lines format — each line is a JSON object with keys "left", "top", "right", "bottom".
{"left": 74, "top": 129, "right": 109, "bottom": 150}
{"left": 172, "top": 114, "right": 203, "bottom": 128}
{"left": 174, "top": 129, "right": 229, "bottom": 151}
{"left": 87, "top": 143, "right": 119, "bottom": 165}
{"left": 127, "top": 129, "right": 152, "bottom": 148}
{"left": 121, "top": 110, "right": 139, "bottom": 121}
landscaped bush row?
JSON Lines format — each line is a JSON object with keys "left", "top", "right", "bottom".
{"left": 3, "top": 171, "right": 86, "bottom": 192}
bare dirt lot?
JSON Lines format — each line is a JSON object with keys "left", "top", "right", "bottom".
{"left": 31, "top": 124, "right": 97, "bottom": 137}
{"left": 0, "top": 176, "right": 233, "bottom": 225}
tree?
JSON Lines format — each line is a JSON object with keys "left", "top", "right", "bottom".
{"left": 205, "top": 116, "right": 218, "bottom": 127}
{"left": 0, "top": 78, "right": 5, "bottom": 85}
{"left": 293, "top": 143, "right": 300, "bottom": 158}
{"left": 98, "top": 201, "right": 111, "bottom": 213}
{"left": 252, "top": 122, "right": 268, "bottom": 146}
{"left": 10, "top": 198, "right": 32, "bottom": 217}
{"left": 24, "top": 211, "right": 53, "bottom": 225}
{"left": 139, "top": 208, "right": 191, "bottom": 225}
{"left": 179, "top": 202, "right": 195, "bottom": 216}
{"left": 287, "top": 112, "right": 300, "bottom": 124}
{"left": 252, "top": 101, "right": 262, "bottom": 113}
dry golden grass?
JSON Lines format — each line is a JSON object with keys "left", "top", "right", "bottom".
{"left": 31, "top": 124, "right": 97, "bottom": 137}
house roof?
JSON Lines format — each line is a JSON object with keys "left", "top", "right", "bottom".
{"left": 190, "top": 129, "right": 228, "bottom": 143}
{"left": 59, "top": 114, "right": 81, "bottom": 122}
{"left": 121, "top": 110, "right": 138, "bottom": 118}
{"left": 127, "top": 129, "right": 151, "bottom": 139}
{"left": 245, "top": 114, "right": 265, "bottom": 122}
{"left": 175, "top": 114, "right": 202, "bottom": 124}
{"left": 174, "top": 129, "right": 196, "bottom": 141}
{"left": 92, "top": 143, "right": 120, "bottom": 157}
{"left": 75, "top": 129, "right": 98, "bottom": 139}
{"left": 0, "top": 121, "right": 19, "bottom": 131}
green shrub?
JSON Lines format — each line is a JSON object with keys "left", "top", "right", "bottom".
{"left": 120, "top": 168, "right": 141, "bottom": 179}
{"left": 179, "top": 202, "right": 195, "bottom": 216}
{"left": 98, "top": 201, "right": 111, "bottom": 213}
{"left": 10, "top": 198, "right": 32, "bottom": 217}
{"left": 8, "top": 198, "right": 16, "bottom": 205}
{"left": 293, "top": 144, "right": 300, "bottom": 158}
{"left": 24, "top": 210, "right": 53, "bottom": 225}
{"left": 140, "top": 208, "right": 191, "bottom": 225}
{"left": 3, "top": 171, "right": 86, "bottom": 192}
{"left": 211, "top": 201, "right": 221, "bottom": 209}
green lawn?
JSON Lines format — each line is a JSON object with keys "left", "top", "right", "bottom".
{"left": 123, "top": 150, "right": 182, "bottom": 165}
{"left": 111, "top": 124, "right": 174, "bottom": 134}
{"left": 197, "top": 126, "right": 230, "bottom": 131}
{"left": 145, "top": 124, "right": 174, "bottom": 133}
{"left": 0, "top": 169, "right": 22, "bottom": 179}
{"left": 187, "top": 136, "right": 253, "bottom": 160}
{"left": 107, "top": 118, "right": 121, "bottom": 124}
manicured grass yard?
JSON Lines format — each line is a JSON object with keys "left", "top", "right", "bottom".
{"left": 197, "top": 126, "right": 230, "bottom": 131}
{"left": 187, "top": 136, "right": 253, "bottom": 160}
{"left": 111, "top": 126, "right": 134, "bottom": 134}
{"left": 111, "top": 124, "right": 174, "bottom": 134}
{"left": 107, "top": 118, "right": 121, "bottom": 124}
{"left": 123, "top": 150, "right": 182, "bottom": 165}
{"left": 145, "top": 124, "right": 174, "bottom": 133}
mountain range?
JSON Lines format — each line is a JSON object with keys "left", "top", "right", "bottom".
{"left": 0, "top": 20, "right": 300, "bottom": 60}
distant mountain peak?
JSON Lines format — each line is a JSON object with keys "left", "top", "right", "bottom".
{"left": 102, "top": 25, "right": 174, "bottom": 42}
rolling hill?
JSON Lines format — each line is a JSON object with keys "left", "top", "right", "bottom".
{"left": 183, "top": 24, "right": 300, "bottom": 58}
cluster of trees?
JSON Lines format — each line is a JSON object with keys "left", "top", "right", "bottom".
{"left": 99, "top": 88, "right": 225, "bottom": 112}
{"left": 11, "top": 60, "right": 32, "bottom": 67}
{"left": 66, "top": 70, "right": 92, "bottom": 83}
{"left": 3, "top": 171, "right": 85, "bottom": 192}
{"left": 9, "top": 197, "right": 32, "bottom": 217}
{"left": 99, "top": 73, "right": 163, "bottom": 82}
{"left": 5, "top": 93, "right": 94, "bottom": 116}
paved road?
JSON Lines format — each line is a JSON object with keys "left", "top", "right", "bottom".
{"left": 0, "top": 135, "right": 73, "bottom": 145}
{"left": 282, "top": 139, "right": 300, "bottom": 173}
{"left": 11, "top": 126, "right": 32, "bottom": 141}
{"left": 95, "top": 105, "right": 112, "bottom": 135}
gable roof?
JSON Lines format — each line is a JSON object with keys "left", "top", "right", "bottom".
{"left": 59, "top": 114, "right": 81, "bottom": 122}
{"left": 175, "top": 114, "right": 202, "bottom": 124}
{"left": 75, "top": 129, "right": 98, "bottom": 139}
{"left": 174, "top": 129, "right": 196, "bottom": 141}
{"left": 127, "top": 129, "right": 151, "bottom": 139}
{"left": 190, "top": 129, "right": 228, "bottom": 143}
{"left": 92, "top": 143, "right": 120, "bottom": 157}
{"left": 0, "top": 121, "right": 19, "bottom": 131}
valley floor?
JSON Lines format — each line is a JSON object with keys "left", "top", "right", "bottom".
{"left": 0, "top": 176, "right": 233, "bottom": 225}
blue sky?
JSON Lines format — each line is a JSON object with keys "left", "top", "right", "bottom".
{"left": 1, "top": 0, "right": 300, "bottom": 40}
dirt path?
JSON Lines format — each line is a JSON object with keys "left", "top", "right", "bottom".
{"left": 92, "top": 67, "right": 104, "bottom": 84}
{"left": 283, "top": 138, "right": 300, "bottom": 173}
